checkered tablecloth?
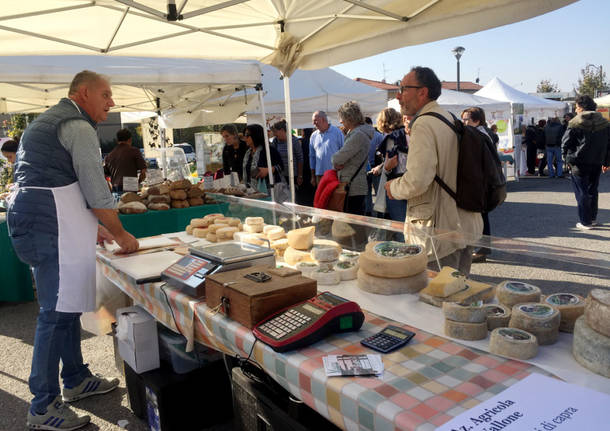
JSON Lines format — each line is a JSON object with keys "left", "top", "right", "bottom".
{"left": 98, "top": 258, "right": 553, "bottom": 431}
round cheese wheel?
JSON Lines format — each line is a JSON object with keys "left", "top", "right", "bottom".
{"left": 216, "top": 226, "right": 238, "bottom": 239}
{"left": 339, "top": 250, "right": 360, "bottom": 264}
{"left": 208, "top": 223, "right": 229, "bottom": 234}
{"left": 185, "top": 224, "right": 194, "bottom": 235}
{"left": 357, "top": 268, "right": 428, "bottom": 295}
{"left": 484, "top": 304, "right": 511, "bottom": 331}
{"left": 266, "top": 227, "right": 285, "bottom": 241}
{"left": 296, "top": 262, "right": 319, "bottom": 278}
{"left": 496, "top": 281, "right": 542, "bottom": 308}
{"left": 245, "top": 217, "right": 264, "bottom": 226}
{"left": 313, "top": 239, "right": 342, "bottom": 253}
{"left": 312, "top": 245, "right": 340, "bottom": 262}
{"left": 311, "top": 268, "right": 341, "bottom": 286}
{"left": 270, "top": 238, "right": 289, "bottom": 250}
{"left": 191, "top": 218, "right": 209, "bottom": 228}
{"left": 543, "top": 293, "right": 585, "bottom": 333}
{"left": 584, "top": 289, "right": 610, "bottom": 338}
{"left": 243, "top": 223, "right": 263, "bottom": 233}
{"left": 193, "top": 228, "right": 209, "bottom": 238}
{"left": 318, "top": 260, "right": 336, "bottom": 271}
{"left": 442, "top": 302, "right": 487, "bottom": 323}
{"left": 444, "top": 319, "right": 487, "bottom": 341}
{"left": 213, "top": 217, "right": 231, "bottom": 225}
{"left": 287, "top": 226, "right": 315, "bottom": 250}
{"left": 509, "top": 303, "right": 560, "bottom": 345}
{"left": 572, "top": 316, "right": 610, "bottom": 378}
{"left": 263, "top": 225, "right": 281, "bottom": 234}
{"left": 204, "top": 213, "right": 224, "bottom": 220}
{"left": 283, "top": 247, "right": 314, "bottom": 266}
{"left": 241, "top": 233, "right": 266, "bottom": 246}
{"left": 334, "top": 261, "right": 359, "bottom": 281}
{"left": 225, "top": 217, "right": 241, "bottom": 227}
{"left": 206, "top": 233, "right": 218, "bottom": 242}
{"left": 490, "top": 327, "right": 538, "bottom": 360}
{"left": 359, "top": 242, "right": 427, "bottom": 279}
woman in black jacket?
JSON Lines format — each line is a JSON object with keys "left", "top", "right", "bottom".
{"left": 242, "top": 124, "right": 285, "bottom": 195}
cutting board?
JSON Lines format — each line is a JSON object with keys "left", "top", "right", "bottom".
{"left": 110, "top": 251, "right": 182, "bottom": 283}
{"left": 104, "top": 236, "right": 180, "bottom": 253}
{"left": 419, "top": 279, "right": 496, "bottom": 307}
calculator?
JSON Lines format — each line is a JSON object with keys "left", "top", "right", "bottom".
{"left": 360, "top": 325, "right": 416, "bottom": 353}
{"left": 253, "top": 292, "right": 364, "bottom": 353}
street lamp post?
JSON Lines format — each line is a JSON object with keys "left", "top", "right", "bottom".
{"left": 452, "top": 46, "right": 465, "bottom": 92}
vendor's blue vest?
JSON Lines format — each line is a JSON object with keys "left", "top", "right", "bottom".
{"left": 14, "top": 98, "right": 97, "bottom": 187}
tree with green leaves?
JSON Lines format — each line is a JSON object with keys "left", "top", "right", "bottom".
{"left": 576, "top": 65, "right": 608, "bottom": 97}
{"left": 537, "top": 79, "right": 560, "bottom": 93}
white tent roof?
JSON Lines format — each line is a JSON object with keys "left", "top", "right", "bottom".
{"left": 247, "top": 65, "right": 387, "bottom": 128}
{"left": 388, "top": 88, "right": 511, "bottom": 119}
{"left": 0, "top": 1, "right": 576, "bottom": 76}
{"left": 0, "top": 55, "right": 261, "bottom": 126}
{"left": 475, "top": 77, "right": 567, "bottom": 113}
{"left": 595, "top": 94, "right": 610, "bottom": 108}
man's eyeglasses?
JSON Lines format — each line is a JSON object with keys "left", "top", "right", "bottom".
{"left": 399, "top": 85, "right": 423, "bottom": 93}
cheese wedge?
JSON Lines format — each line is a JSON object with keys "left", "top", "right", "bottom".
{"left": 426, "top": 266, "right": 467, "bottom": 298}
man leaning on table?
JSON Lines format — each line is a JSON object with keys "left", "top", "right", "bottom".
{"left": 7, "top": 70, "right": 139, "bottom": 430}
{"left": 385, "top": 67, "right": 482, "bottom": 275}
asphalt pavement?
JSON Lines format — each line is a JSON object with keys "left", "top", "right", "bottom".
{"left": 1, "top": 172, "right": 608, "bottom": 431}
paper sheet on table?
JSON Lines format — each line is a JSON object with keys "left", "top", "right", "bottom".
{"left": 105, "top": 236, "right": 180, "bottom": 253}
{"left": 110, "top": 251, "right": 182, "bottom": 283}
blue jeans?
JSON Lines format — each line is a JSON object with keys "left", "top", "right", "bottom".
{"left": 385, "top": 197, "right": 406, "bottom": 242}
{"left": 570, "top": 165, "right": 601, "bottom": 226}
{"left": 546, "top": 146, "right": 563, "bottom": 177}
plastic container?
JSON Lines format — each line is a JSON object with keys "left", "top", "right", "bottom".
{"left": 157, "top": 325, "right": 223, "bottom": 374}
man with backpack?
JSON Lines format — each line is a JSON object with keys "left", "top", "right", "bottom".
{"left": 544, "top": 117, "right": 564, "bottom": 178}
{"left": 385, "top": 66, "right": 483, "bottom": 275}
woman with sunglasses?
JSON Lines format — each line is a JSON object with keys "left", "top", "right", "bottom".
{"left": 242, "top": 124, "right": 285, "bottom": 197}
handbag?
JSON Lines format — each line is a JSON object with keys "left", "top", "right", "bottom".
{"left": 327, "top": 158, "right": 367, "bottom": 212}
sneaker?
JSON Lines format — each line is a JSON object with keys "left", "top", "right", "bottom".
{"left": 27, "top": 397, "right": 90, "bottom": 430}
{"left": 576, "top": 223, "right": 593, "bottom": 231}
{"left": 62, "top": 374, "right": 119, "bottom": 402}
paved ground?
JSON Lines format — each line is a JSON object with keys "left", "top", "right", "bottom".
{"left": 1, "top": 173, "right": 609, "bottom": 431}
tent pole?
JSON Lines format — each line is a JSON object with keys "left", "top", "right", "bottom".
{"left": 257, "top": 84, "right": 275, "bottom": 201}
{"left": 283, "top": 76, "right": 296, "bottom": 203}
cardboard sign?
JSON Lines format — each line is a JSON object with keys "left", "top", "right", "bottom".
{"left": 122, "top": 176, "right": 138, "bottom": 192}
{"left": 437, "top": 373, "right": 610, "bottom": 431}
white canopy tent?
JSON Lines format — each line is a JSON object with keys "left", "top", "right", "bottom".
{"left": 246, "top": 65, "right": 387, "bottom": 129}
{"left": 594, "top": 94, "right": 610, "bottom": 108}
{"left": 0, "top": 0, "right": 576, "bottom": 201}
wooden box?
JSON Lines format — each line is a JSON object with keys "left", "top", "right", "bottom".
{"left": 205, "top": 266, "right": 317, "bottom": 329}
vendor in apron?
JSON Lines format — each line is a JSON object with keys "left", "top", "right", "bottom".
{"left": 7, "top": 70, "right": 139, "bottom": 431}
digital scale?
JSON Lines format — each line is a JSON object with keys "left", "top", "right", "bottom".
{"left": 161, "top": 242, "right": 275, "bottom": 297}
{"left": 253, "top": 292, "right": 365, "bottom": 353}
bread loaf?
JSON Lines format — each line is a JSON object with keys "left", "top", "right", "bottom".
{"left": 171, "top": 200, "right": 189, "bottom": 208}
{"left": 170, "top": 189, "right": 187, "bottom": 200}
{"left": 170, "top": 179, "right": 191, "bottom": 190}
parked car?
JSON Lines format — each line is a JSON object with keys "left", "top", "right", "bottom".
{"left": 174, "top": 143, "right": 196, "bottom": 163}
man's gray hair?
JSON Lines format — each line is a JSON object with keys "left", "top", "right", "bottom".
{"left": 68, "top": 70, "right": 109, "bottom": 96}
{"left": 314, "top": 110, "right": 327, "bottom": 120}
{"left": 338, "top": 101, "right": 364, "bottom": 126}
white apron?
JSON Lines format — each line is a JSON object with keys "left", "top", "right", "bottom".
{"left": 12, "top": 182, "right": 98, "bottom": 312}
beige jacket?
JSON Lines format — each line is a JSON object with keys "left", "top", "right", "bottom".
{"left": 389, "top": 101, "right": 483, "bottom": 259}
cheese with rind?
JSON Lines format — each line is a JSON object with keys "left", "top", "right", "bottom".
{"left": 357, "top": 269, "right": 428, "bottom": 295}
{"left": 334, "top": 261, "right": 359, "bottom": 281}
{"left": 193, "top": 228, "right": 209, "bottom": 238}
{"left": 572, "top": 316, "right": 610, "bottom": 378}
{"left": 296, "top": 262, "right": 319, "bottom": 278}
{"left": 490, "top": 327, "right": 538, "bottom": 360}
{"left": 484, "top": 304, "right": 511, "bottom": 330}
{"left": 358, "top": 242, "right": 427, "bottom": 279}
{"left": 216, "top": 227, "right": 238, "bottom": 239}
{"left": 543, "top": 293, "right": 585, "bottom": 333}
{"left": 310, "top": 267, "right": 341, "bottom": 285}
{"left": 312, "top": 246, "right": 340, "bottom": 262}
{"left": 509, "top": 303, "right": 560, "bottom": 345}
{"left": 283, "top": 247, "right": 314, "bottom": 266}
{"left": 444, "top": 319, "right": 487, "bottom": 341}
{"left": 286, "top": 226, "right": 315, "bottom": 250}
{"left": 496, "top": 281, "right": 541, "bottom": 307}
{"left": 243, "top": 223, "right": 263, "bottom": 233}
{"left": 442, "top": 302, "right": 487, "bottom": 323}
{"left": 245, "top": 217, "right": 264, "bottom": 226}
{"left": 584, "top": 288, "right": 610, "bottom": 338}
{"left": 339, "top": 251, "right": 360, "bottom": 264}
{"left": 426, "top": 266, "right": 467, "bottom": 297}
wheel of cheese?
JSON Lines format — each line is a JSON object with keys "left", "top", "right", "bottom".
{"left": 496, "top": 281, "right": 541, "bottom": 308}
{"left": 208, "top": 223, "right": 229, "bottom": 234}
{"left": 357, "top": 268, "right": 428, "bottom": 295}
{"left": 313, "top": 239, "right": 342, "bottom": 253}
{"left": 216, "top": 226, "right": 238, "bottom": 239}
{"left": 263, "top": 225, "right": 281, "bottom": 234}
{"left": 193, "top": 227, "right": 209, "bottom": 238}
{"left": 243, "top": 223, "right": 263, "bottom": 233}
{"left": 283, "top": 246, "right": 315, "bottom": 266}
{"left": 266, "top": 226, "right": 285, "bottom": 241}
{"left": 286, "top": 226, "right": 316, "bottom": 250}
{"left": 185, "top": 224, "right": 194, "bottom": 235}
{"left": 509, "top": 303, "right": 560, "bottom": 345}
{"left": 490, "top": 328, "right": 538, "bottom": 360}
{"left": 442, "top": 302, "right": 487, "bottom": 323}
{"left": 224, "top": 217, "right": 241, "bottom": 227}
{"left": 584, "top": 289, "right": 610, "bottom": 337}
{"left": 296, "top": 262, "right": 319, "bottom": 278}
{"left": 572, "top": 316, "right": 610, "bottom": 378}
{"left": 312, "top": 245, "right": 340, "bottom": 262}
{"left": 270, "top": 238, "right": 289, "bottom": 250}
{"left": 483, "top": 304, "right": 511, "bottom": 331}
{"left": 426, "top": 266, "right": 467, "bottom": 298}
{"left": 213, "top": 217, "right": 230, "bottom": 225}
{"left": 245, "top": 216, "right": 264, "bottom": 226}
{"left": 339, "top": 250, "right": 360, "bottom": 264}
{"left": 444, "top": 319, "right": 487, "bottom": 341}
{"left": 334, "top": 261, "right": 359, "bottom": 281}
{"left": 310, "top": 268, "right": 341, "bottom": 285}
{"left": 191, "top": 218, "right": 209, "bottom": 228}
{"left": 358, "top": 241, "right": 427, "bottom": 279}
{"left": 206, "top": 233, "right": 218, "bottom": 243}
{"left": 543, "top": 293, "right": 585, "bottom": 333}
{"left": 204, "top": 213, "right": 224, "bottom": 220}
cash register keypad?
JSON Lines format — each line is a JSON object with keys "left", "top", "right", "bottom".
{"left": 258, "top": 310, "right": 312, "bottom": 340}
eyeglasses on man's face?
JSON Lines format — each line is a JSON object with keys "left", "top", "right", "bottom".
{"left": 398, "top": 85, "right": 423, "bottom": 94}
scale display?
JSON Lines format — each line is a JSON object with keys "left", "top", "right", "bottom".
{"left": 161, "top": 255, "right": 219, "bottom": 297}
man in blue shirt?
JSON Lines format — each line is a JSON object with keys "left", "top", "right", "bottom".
{"left": 309, "top": 110, "right": 344, "bottom": 187}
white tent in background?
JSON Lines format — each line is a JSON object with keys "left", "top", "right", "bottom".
{"left": 475, "top": 77, "right": 567, "bottom": 121}
{"left": 595, "top": 94, "right": 610, "bottom": 108}
{"left": 247, "top": 65, "right": 387, "bottom": 129}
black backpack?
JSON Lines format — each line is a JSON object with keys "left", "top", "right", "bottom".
{"left": 412, "top": 112, "right": 507, "bottom": 213}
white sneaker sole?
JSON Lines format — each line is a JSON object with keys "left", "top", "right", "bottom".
{"left": 62, "top": 383, "right": 118, "bottom": 402}
{"left": 27, "top": 420, "right": 89, "bottom": 431}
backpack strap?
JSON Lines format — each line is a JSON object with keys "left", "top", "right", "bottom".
{"left": 410, "top": 111, "right": 460, "bottom": 202}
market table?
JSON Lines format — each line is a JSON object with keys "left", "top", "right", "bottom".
{"left": 0, "top": 215, "right": 34, "bottom": 302}
{"left": 97, "top": 253, "right": 559, "bottom": 431}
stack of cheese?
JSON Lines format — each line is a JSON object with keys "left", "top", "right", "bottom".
{"left": 419, "top": 267, "right": 494, "bottom": 307}
{"left": 542, "top": 293, "right": 585, "bottom": 333}
{"left": 357, "top": 241, "right": 428, "bottom": 295}
{"left": 185, "top": 213, "right": 242, "bottom": 242}
{"left": 442, "top": 301, "right": 488, "bottom": 341}
{"left": 572, "top": 289, "right": 610, "bottom": 377}
{"left": 508, "top": 303, "right": 560, "bottom": 345}
{"left": 233, "top": 217, "right": 269, "bottom": 247}
{"left": 489, "top": 327, "right": 539, "bottom": 360}
{"left": 496, "top": 281, "right": 541, "bottom": 308}
{"left": 284, "top": 226, "right": 316, "bottom": 266}
{"left": 310, "top": 240, "right": 343, "bottom": 285}
{"left": 482, "top": 304, "right": 511, "bottom": 331}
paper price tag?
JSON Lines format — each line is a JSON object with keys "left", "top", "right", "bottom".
{"left": 203, "top": 176, "right": 213, "bottom": 190}
{"left": 122, "top": 177, "right": 139, "bottom": 192}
